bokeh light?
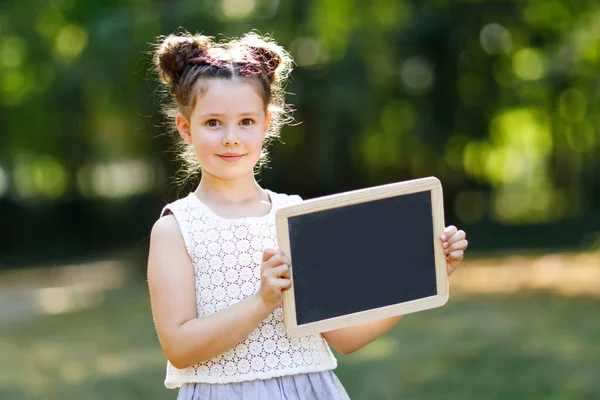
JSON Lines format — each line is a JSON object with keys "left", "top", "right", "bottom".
{"left": 479, "top": 23, "right": 513, "bottom": 55}
{"left": 513, "top": 48, "right": 547, "bottom": 81}
{"left": 400, "top": 56, "right": 434, "bottom": 93}
{"left": 76, "top": 160, "right": 157, "bottom": 199}
{"left": 13, "top": 154, "right": 68, "bottom": 199}
{"left": 290, "top": 37, "right": 327, "bottom": 67}
{"left": 53, "top": 24, "right": 88, "bottom": 61}
{"left": 220, "top": 0, "right": 257, "bottom": 20}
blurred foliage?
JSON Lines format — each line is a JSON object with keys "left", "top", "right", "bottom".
{"left": 1, "top": 0, "right": 599, "bottom": 263}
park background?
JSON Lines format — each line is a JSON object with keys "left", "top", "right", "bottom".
{"left": 1, "top": 0, "right": 599, "bottom": 398}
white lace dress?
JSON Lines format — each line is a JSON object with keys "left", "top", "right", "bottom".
{"left": 160, "top": 190, "right": 350, "bottom": 400}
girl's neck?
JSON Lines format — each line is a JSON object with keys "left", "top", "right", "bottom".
{"left": 194, "top": 173, "right": 267, "bottom": 206}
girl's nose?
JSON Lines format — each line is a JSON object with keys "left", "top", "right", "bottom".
{"left": 222, "top": 128, "right": 240, "bottom": 146}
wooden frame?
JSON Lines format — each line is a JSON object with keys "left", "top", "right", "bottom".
{"left": 275, "top": 176, "right": 448, "bottom": 338}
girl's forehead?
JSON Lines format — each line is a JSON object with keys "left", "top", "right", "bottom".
{"left": 202, "top": 78, "right": 256, "bottom": 92}
{"left": 195, "top": 79, "right": 265, "bottom": 114}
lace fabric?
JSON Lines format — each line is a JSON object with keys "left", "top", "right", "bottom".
{"left": 160, "top": 191, "right": 337, "bottom": 388}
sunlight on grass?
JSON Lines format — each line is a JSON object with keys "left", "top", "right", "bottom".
{"left": 38, "top": 284, "right": 105, "bottom": 314}
{"left": 0, "top": 285, "right": 167, "bottom": 399}
{"left": 453, "top": 251, "right": 600, "bottom": 296}
{"left": 0, "top": 260, "right": 129, "bottom": 321}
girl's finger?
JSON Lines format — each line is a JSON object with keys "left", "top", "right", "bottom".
{"left": 447, "top": 250, "right": 464, "bottom": 261}
{"left": 444, "top": 239, "right": 468, "bottom": 253}
{"left": 440, "top": 225, "right": 457, "bottom": 241}
{"left": 262, "top": 248, "right": 279, "bottom": 262}
{"left": 277, "top": 278, "right": 293, "bottom": 291}
{"left": 446, "top": 230, "right": 466, "bottom": 246}
{"left": 262, "top": 264, "right": 287, "bottom": 282}
{"left": 272, "top": 263, "right": 291, "bottom": 279}
{"left": 263, "top": 253, "right": 290, "bottom": 269}
{"left": 268, "top": 263, "right": 289, "bottom": 278}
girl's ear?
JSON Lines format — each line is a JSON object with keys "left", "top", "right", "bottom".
{"left": 175, "top": 112, "right": 193, "bottom": 145}
{"left": 263, "top": 111, "right": 272, "bottom": 137}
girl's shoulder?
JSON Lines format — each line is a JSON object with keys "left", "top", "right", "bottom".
{"left": 159, "top": 193, "right": 198, "bottom": 218}
{"left": 267, "top": 190, "right": 303, "bottom": 208}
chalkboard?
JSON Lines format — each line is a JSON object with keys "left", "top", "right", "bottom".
{"left": 275, "top": 177, "right": 448, "bottom": 338}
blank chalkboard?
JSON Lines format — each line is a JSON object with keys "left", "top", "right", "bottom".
{"left": 275, "top": 177, "right": 448, "bottom": 338}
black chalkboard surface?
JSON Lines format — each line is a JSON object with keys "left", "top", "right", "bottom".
{"left": 275, "top": 177, "right": 448, "bottom": 338}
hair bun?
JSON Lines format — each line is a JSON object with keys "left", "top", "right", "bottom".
{"left": 251, "top": 47, "right": 282, "bottom": 81}
{"left": 154, "top": 35, "right": 213, "bottom": 88}
{"left": 239, "top": 33, "right": 287, "bottom": 82}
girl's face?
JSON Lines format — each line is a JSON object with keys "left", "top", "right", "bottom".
{"left": 176, "top": 79, "right": 271, "bottom": 182}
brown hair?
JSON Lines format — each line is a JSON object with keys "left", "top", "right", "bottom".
{"left": 153, "top": 31, "right": 294, "bottom": 176}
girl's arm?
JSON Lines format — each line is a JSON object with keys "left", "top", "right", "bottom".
{"left": 147, "top": 216, "right": 284, "bottom": 369}
{"left": 322, "top": 316, "right": 403, "bottom": 354}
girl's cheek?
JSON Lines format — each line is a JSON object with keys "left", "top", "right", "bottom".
{"left": 197, "top": 132, "right": 220, "bottom": 148}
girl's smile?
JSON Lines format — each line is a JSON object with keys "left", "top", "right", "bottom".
{"left": 217, "top": 153, "right": 245, "bottom": 163}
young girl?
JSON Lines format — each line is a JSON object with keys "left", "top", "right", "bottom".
{"left": 147, "top": 31, "right": 468, "bottom": 399}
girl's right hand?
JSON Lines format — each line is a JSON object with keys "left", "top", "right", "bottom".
{"left": 258, "top": 248, "right": 292, "bottom": 308}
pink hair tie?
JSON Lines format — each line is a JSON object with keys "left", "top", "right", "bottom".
{"left": 189, "top": 55, "right": 229, "bottom": 69}
{"left": 189, "top": 55, "right": 210, "bottom": 64}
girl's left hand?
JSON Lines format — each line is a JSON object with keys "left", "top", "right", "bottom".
{"left": 440, "top": 225, "right": 468, "bottom": 276}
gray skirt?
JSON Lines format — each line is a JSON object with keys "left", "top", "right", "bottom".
{"left": 177, "top": 371, "right": 350, "bottom": 400}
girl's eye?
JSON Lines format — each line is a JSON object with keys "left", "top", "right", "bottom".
{"left": 206, "top": 119, "right": 220, "bottom": 128}
{"left": 240, "top": 119, "right": 254, "bottom": 127}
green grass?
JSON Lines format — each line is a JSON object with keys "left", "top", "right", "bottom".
{"left": 1, "top": 284, "right": 598, "bottom": 400}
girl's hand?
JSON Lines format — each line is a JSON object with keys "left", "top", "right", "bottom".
{"left": 258, "top": 248, "right": 292, "bottom": 309}
{"left": 440, "top": 225, "right": 468, "bottom": 276}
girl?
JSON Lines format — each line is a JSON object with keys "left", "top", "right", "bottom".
{"left": 147, "top": 32, "right": 468, "bottom": 400}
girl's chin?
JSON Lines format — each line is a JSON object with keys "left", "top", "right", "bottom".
{"left": 201, "top": 167, "right": 257, "bottom": 181}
